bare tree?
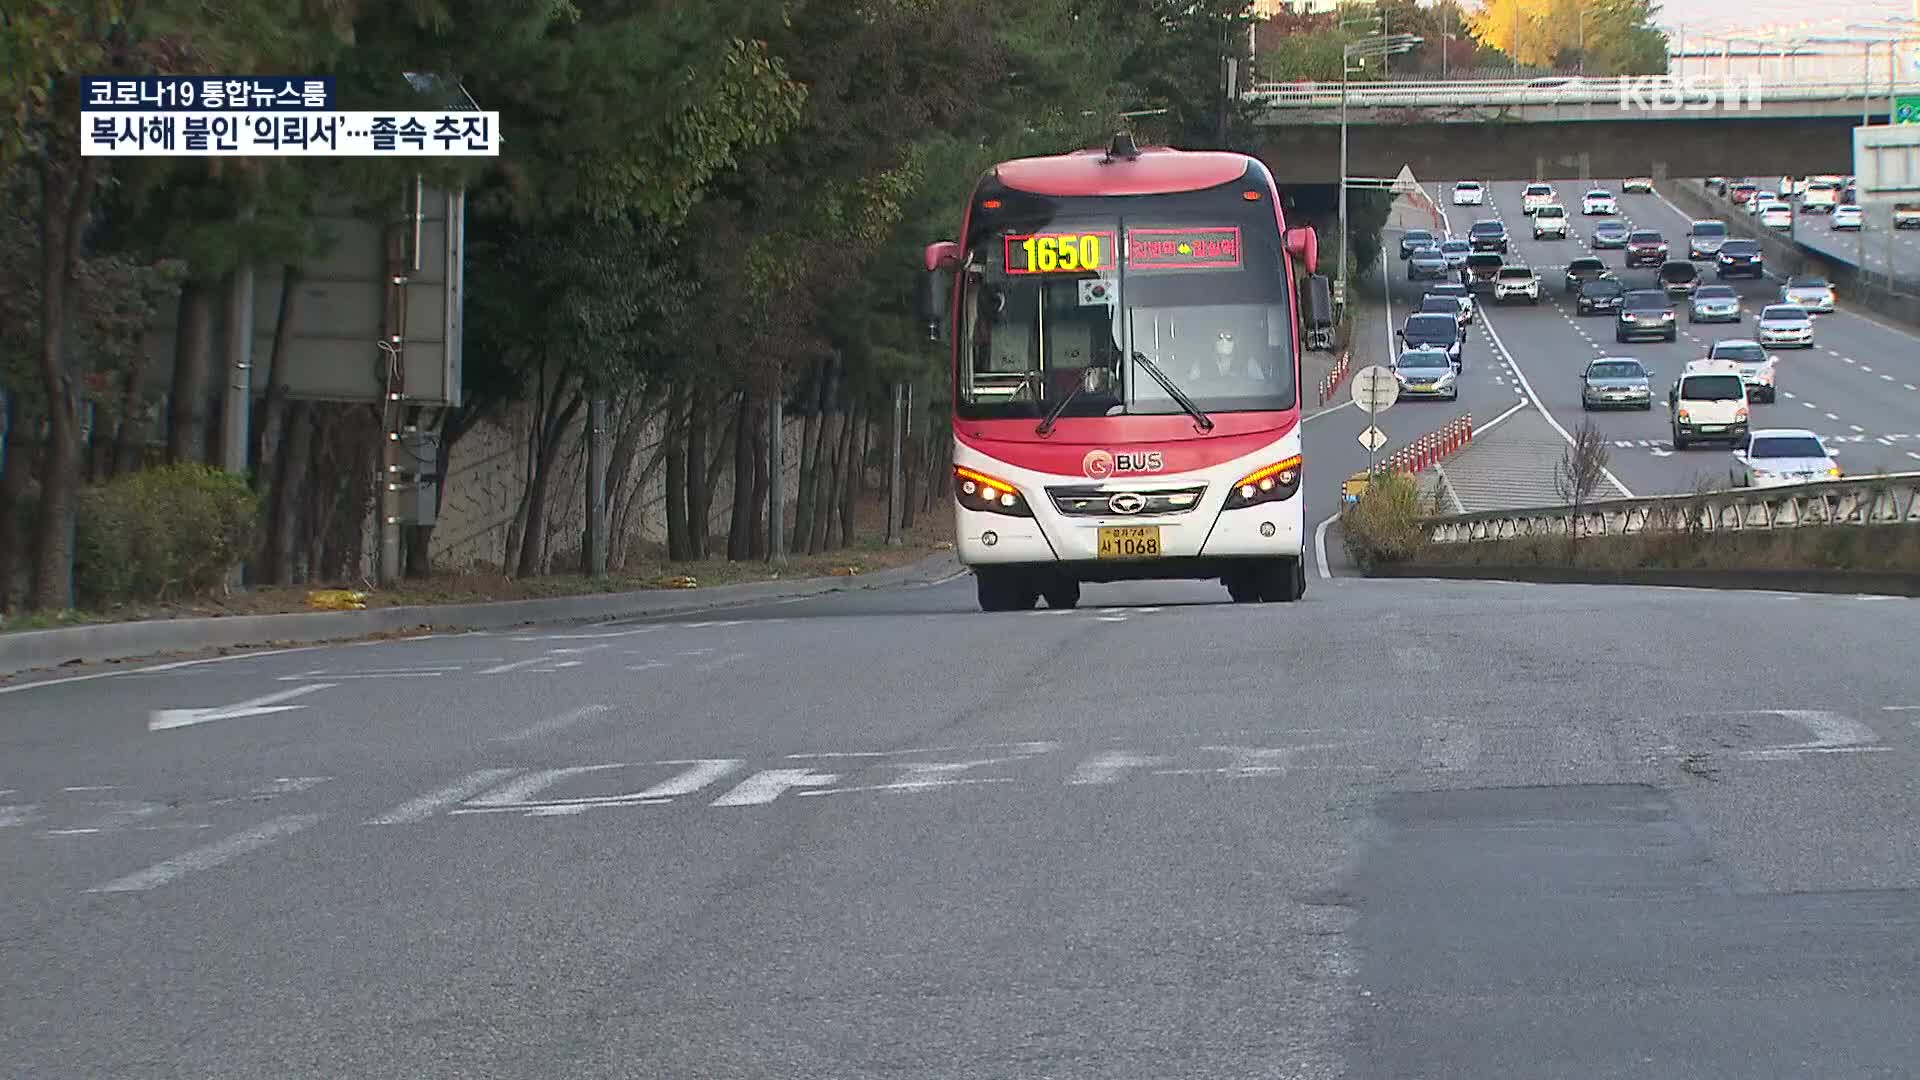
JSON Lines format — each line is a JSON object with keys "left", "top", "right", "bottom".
{"left": 1554, "top": 420, "right": 1612, "bottom": 549}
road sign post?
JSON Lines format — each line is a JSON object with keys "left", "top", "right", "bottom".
{"left": 1349, "top": 364, "right": 1399, "bottom": 472}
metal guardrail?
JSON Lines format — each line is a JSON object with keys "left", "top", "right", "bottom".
{"left": 1245, "top": 77, "right": 1920, "bottom": 109}
{"left": 1425, "top": 472, "right": 1920, "bottom": 544}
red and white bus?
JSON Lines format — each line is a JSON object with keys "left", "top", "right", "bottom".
{"left": 924, "top": 133, "right": 1324, "bottom": 612}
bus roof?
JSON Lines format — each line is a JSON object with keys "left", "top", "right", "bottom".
{"left": 991, "top": 146, "right": 1254, "bottom": 198}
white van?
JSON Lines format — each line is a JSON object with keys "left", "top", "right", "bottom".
{"left": 1669, "top": 359, "right": 1750, "bottom": 450}
{"left": 1800, "top": 181, "right": 1838, "bottom": 214}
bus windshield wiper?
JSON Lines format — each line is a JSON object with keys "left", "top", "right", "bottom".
{"left": 1132, "top": 352, "right": 1214, "bottom": 432}
{"left": 1034, "top": 376, "right": 1083, "bottom": 436}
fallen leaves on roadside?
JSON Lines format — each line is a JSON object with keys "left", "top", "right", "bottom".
{"left": 306, "top": 589, "right": 368, "bottom": 610}
{"left": 828, "top": 566, "right": 862, "bottom": 577}
{"left": 657, "top": 576, "right": 699, "bottom": 589}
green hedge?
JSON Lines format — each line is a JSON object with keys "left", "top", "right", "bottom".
{"left": 76, "top": 464, "right": 260, "bottom": 607}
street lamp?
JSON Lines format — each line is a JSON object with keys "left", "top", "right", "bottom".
{"left": 1338, "top": 33, "right": 1423, "bottom": 294}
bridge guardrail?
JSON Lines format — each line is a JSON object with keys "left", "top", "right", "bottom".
{"left": 1425, "top": 472, "right": 1920, "bottom": 544}
{"left": 1245, "top": 77, "right": 1920, "bottom": 109}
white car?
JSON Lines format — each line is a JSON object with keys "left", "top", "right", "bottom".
{"left": 1730, "top": 428, "right": 1841, "bottom": 488}
{"left": 1706, "top": 338, "right": 1777, "bottom": 403}
{"left": 1493, "top": 265, "right": 1541, "bottom": 304}
{"left": 1521, "top": 183, "right": 1556, "bottom": 215}
{"left": 1756, "top": 303, "right": 1814, "bottom": 348}
{"left": 1581, "top": 189, "right": 1617, "bottom": 215}
{"left": 1831, "top": 204, "right": 1863, "bottom": 230}
{"left": 1747, "top": 191, "right": 1776, "bottom": 215}
{"left": 1623, "top": 177, "right": 1654, "bottom": 193}
{"left": 1758, "top": 202, "right": 1793, "bottom": 230}
{"left": 1532, "top": 204, "right": 1569, "bottom": 239}
{"left": 1452, "top": 180, "right": 1484, "bottom": 206}
{"left": 1669, "top": 360, "right": 1750, "bottom": 449}
{"left": 1779, "top": 276, "right": 1835, "bottom": 313}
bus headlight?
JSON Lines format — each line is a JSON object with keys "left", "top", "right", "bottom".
{"left": 1223, "top": 455, "right": 1302, "bottom": 510}
{"left": 954, "top": 465, "right": 1032, "bottom": 518}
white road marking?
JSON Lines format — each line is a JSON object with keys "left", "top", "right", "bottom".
{"left": 693, "top": 651, "right": 750, "bottom": 673}
{"left": 1303, "top": 399, "right": 1354, "bottom": 423}
{"left": 276, "top": 669, "right": 451, "bottom": 681}
{"left": 1858, "top": 363, "right": 1873, "bottom": 372}
{"left": 249, "top": 777, "right": 329, "bottom": 795}
{"left": 1850, "top": 425, "right": 1865, "bottom": 433}
{"left": 1313, "top": 512, "right": 1338, "bottom": 580}
{"left": 477, "top": 656, "right": 549, "bottom": 675}
{"left": 86, "top": 814, "right": 320, "bottom": 893}
{"left": 1881, "top": 374, "right": 1896, "bottom": 381}
{"left": 1803, "top": 402, "right": 1817, "bottom": 409}
{"left": 1782, "top": 391, "right": 1796, "bottom": 399}
{"left": 1825, "top": 412, "right": 1840, "bottom": 421}
{"left": 497, "top": 703, "right": 615, "bottom": 743}
{"left": 0, "top": 805, "right": 42, "bottom": 828}
{"left": 1068, "top": 751, "right": 1170, "bottom": 785}
{"left": 1476, "top": 305, "right": 1634, "bottom": 498}
{"left": 365, "top": 768, "right": 523, "bottom": 825}
{"left": 1742, "top": 709, "right": 1890, "bottom": 760}
{"left": 711, "top": 769, "right": 838, "bottom": 806}
{"left": 512, "top": 627, "right": 663, "bottom": 641}
{"left": 148, "top": 683, "right": 335, "bottom": 732}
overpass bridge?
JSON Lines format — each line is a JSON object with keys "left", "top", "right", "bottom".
{"left": 1248, "top": 76, "right": 1920, "bottom": 183}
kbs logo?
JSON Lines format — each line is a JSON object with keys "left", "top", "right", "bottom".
{"left": 1617, "top": 75, "right": 1763, "bottom": 113}
{"left": 1082, "top": 448, "right": 1164, "bottom": 479}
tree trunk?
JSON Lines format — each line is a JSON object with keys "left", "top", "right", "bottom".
{"left": 806, "top": 359, "right": 844, "bottom": 554}
{"left": 900, "top": 392, "right": 919, "bottom": 532}
{"left": 166, "top": 280, "right": 216, "bottom": 464}
{"left": 727, "top": 393, "right": 756, "bottom": 561}
{"left": 685, "top": 383, "right": 711, "bottom": 560}
{"left": 748, "top": 396, "right": 771, "bottom": 559}
{"left": 29, "top": 155, "right": 99, "bottom": 611}
{"left": 109, "top": 366, "right": 146, "bottom": 478}
{"left": 253, "top": 266, "right": 301, "bottom": 480}
{"left": 264, "top": 400, "right": 313, "bottom": 584}
{"left": 832, "top": 394, "right": 862, "bottom": 549}
{"left": 514, "top": 384, "right": 582, "bottom": 578}
{"left": 0, "top": 397, "right": 30, "bottom": 610}
{"left": 599, "top": 389, "right": 652, "bottom": 570}
{"left": 791, "top": 357, "right": 827, "bottom": 552}
{"left": 664, "top": 381, "right": 691, "bottom": 561}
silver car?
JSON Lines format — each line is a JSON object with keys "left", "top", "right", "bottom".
{"left": 1408, "top": 243, "right": 1450, "bottom": 280}
{"left": 1688, "top": 284, "right": 1741, "bottom": 323}
{"left": 1391, "top": 346, "right": 1459, "bottom": 400}
{"left": 1730, "top": 429, "right": 1841, "bottom": 488}
{"left": 1756, "top": 304, "right": 1814, "bottom": 348}
{"left": 1580, "top": 357, "right": 1654, "bottom": 411}
{"left": 1439, "top": 238, "right": 1471, "bottom": 271}
{"left": 1779, "top": 275, "right": 1835, "bottom": 313}
{"left": 1706, "top": 338, "right": 1778, "bottom": 402}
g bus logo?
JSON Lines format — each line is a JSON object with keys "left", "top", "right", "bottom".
{"left": 1617, "top": 75, "right": 1763, "bottom": 113}
{"left": 1084, "top": 449, "right": 1165, "bottom": 478}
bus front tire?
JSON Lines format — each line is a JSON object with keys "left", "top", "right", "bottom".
{"left": 976, "top": 569, "right": 1037, "bottom": 612}
{"left": 1258, "top": 558, "right": 1306, "bottom": 603}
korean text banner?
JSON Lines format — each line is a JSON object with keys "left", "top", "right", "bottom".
{"left": 83, "top": 112, "right": 500, "bottom": 157}
{"left": 81, "top": 77, "right": 334, "bottom": 111}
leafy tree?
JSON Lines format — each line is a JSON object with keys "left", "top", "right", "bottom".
{"left": 1466, "top": 0, "right": 1667, "bottom": 75}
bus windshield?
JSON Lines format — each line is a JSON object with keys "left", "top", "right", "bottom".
{"left": 957, "top": 182, "right": 1294, "bottom": 421}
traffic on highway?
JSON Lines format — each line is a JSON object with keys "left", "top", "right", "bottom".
{"left": 1384, "top": 176, "right": 1920, "bottom": 498}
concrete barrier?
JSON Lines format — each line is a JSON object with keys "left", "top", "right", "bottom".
{"left": 1661, "top": 181, "right": 1920, "bottom": 329}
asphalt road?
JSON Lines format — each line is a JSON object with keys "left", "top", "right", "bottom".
{"left": 1791, "top": 202, "right": 1920, "bottom": 285}
{"left": 4, "top": 572, "right": 1919, "bottom": 1078}
{"left": 1396, "top": 179, "right": 1920, "bottom": 495}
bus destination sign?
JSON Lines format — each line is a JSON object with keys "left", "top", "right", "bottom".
{"left": 1004, "top": 230, "right": 1118, "bottom": 275}
{"left": 1127, "top": 227, "right": 1242, "bottom": 270}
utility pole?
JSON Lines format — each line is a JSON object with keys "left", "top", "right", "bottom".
{"left": 767, "top": 375, "right": 785, "bottom": 563}
{"left": 220, "top": 230, "right": 256, "bottom": 591}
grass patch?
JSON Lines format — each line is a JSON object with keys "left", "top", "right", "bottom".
{"left": 1412, "top": 522, "right": 1920, "bottom": 574}
{"left": 1, "top": 506, "right": 955, "bottom": 633}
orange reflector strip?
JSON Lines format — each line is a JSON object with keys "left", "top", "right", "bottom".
{"left": 982, "top": 199, "right": 1002, "bottom": 209}
{"left": 1243, "top": 190, "right": 1262, "bottom": 201}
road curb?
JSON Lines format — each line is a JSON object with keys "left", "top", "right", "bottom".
{"left": 1365, "top": 561, "right": 1920, "bottom": 597}
{"left": 0, "top": 552, "right": 965, "bottom": 677}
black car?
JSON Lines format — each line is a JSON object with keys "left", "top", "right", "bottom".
{"left": 1399, "top": 229, "right": 1437, "bottom": 260}
{"left": 1624, "top": 229, "right": 1669, "bottom": 268}
{"left": 1398, "top": 312, "right": 1464, "bottom": 368}
{"left": 1564, "top": 256, "right": 1612, "bottom": 293}
{"left": 1615, "top": 288, "right": 1678, "bottom": 342}
{"left": 1468, "top": 219, "right": 1508, "bottom": 253}
{"left": 1658, "top": 259, "right": 1700, "bottom": 297}
{"left": 1576, "top": 277, "right": 1626, "bottom": 316}
{"left": 1715, "top": 238, "right": 1764, "bottom": 279}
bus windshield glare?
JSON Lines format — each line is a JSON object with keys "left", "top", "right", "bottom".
{"left": 956, "top": 181, "right": 1294, "bottom": 422}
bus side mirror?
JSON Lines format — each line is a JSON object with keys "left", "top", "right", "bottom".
{"left": 1285, "top": 226, "right": 1318, "bottom": 274}
{"left": 924, "top": 241, "right": 960, "bottom": 343}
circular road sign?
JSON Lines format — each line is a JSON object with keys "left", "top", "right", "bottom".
{"left": 1349, "top": 364, "right": 1400, "bottom": 412}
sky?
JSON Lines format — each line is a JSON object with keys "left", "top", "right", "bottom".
{"left": 1650, "top": 0, "right": 1915, "bottom": 37}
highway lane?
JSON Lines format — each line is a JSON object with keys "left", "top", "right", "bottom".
{"left": 1628, "top": 183, "right": 1920, "bottom": 475}
{"left": 1790, "top": 201, "right": 1920, "bottom": 285}
{"left": 4, "top": 560, "right": 1920, "bottom": 1077}
{"left": 1422, "top": 178, "right": 1920, "bottom": 492}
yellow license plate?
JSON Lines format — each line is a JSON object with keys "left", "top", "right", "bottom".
{"left": 1097, "top": 525, "right": 1161, "bottom": 559}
